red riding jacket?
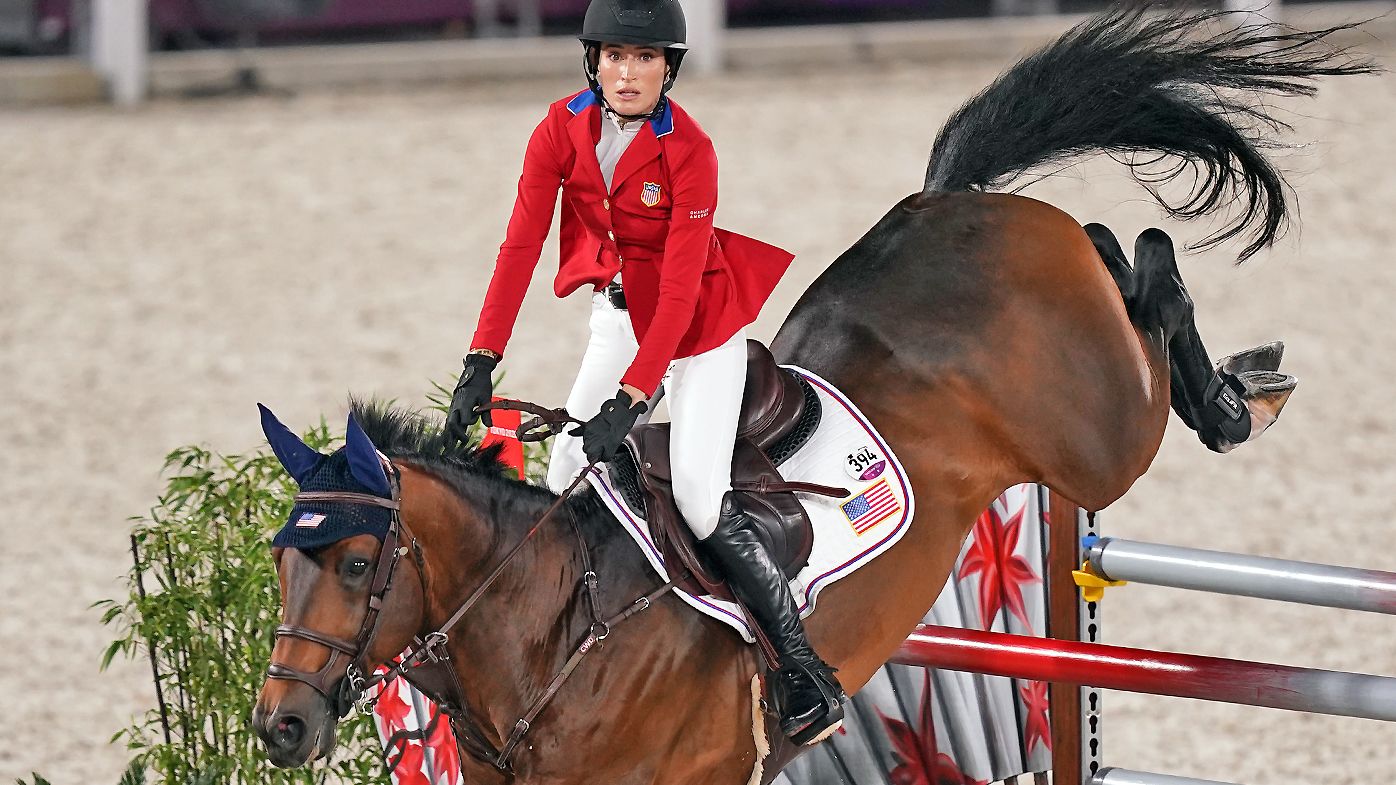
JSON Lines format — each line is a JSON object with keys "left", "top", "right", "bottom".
{"left": 470, "top": 90, "right": 795, "bottom": 397}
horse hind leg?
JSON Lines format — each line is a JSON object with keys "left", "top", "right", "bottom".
{"left": 1127, "top": 228, "right": 1297, "bottom": 453}
{"left": 1084, "top": 222, "right": 1135, "bottom": 308}
{"left": 1086, "top": 221, "right": 1200, "bottom": 428}
{"left": 1086, "top": 222, "right": 1296, "bottom": 452}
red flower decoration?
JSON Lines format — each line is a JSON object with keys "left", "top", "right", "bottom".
{"left": 956, "top": 502, "right": 1040, "bottom": 630}
{"left": 373, "top": 676, "right": 413, "bottom": 736}
{"left": 423, "top": 708, "right": 463, "bottom": 785}
{"left": 1019, "top": 680, "right": 1052, "bottom": 756}
{"left": 880, "top": 671, "right": 987, "bottom": 785}
{"left": 385, "top": 738, "right": 432, "bottom": 785}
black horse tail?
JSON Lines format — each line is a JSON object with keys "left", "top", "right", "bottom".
{"left": 922, "top": 7, "right": 1378, "bottom": 260}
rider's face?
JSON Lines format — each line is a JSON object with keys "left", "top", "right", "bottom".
{"left": 597, "top": 43, "right": 667, "bottom": 116}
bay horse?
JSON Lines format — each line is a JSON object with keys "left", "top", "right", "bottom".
{"left": 252, "top": 9, "right": 1375, "bottom": 784}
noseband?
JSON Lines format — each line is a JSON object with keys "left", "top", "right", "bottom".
{"left": 266, "top": 466, "right": 426, "bottom": 719}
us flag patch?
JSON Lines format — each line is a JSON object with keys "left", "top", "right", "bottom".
{"left": 841, "top": 478, "right": 900, "bottom": 535}
{"left": 296, "top": 512, "right": 327, "bottom": 528}
{"left": 640, "top": 182, "right": 662, "bottom": 207}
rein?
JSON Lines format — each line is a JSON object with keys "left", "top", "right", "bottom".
{"left": 266, "top": 400, "right": 685, "bottom": 773}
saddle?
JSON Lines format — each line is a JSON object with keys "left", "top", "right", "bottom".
{"left": 607, "top": 341, "right": 847, "bottom": 602}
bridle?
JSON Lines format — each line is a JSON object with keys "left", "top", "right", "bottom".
{"left": 265, "top": 463, "right": 424, "bottom": 719}
{"left": 264, "top": 401, "right": 683, "bottom": 772}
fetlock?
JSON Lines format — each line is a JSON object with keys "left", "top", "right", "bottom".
{"left": 1196, "top": 361, "right": 1297, "bottom": 453}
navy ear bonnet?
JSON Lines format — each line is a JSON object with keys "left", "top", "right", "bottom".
{"left": 272, "top": 451, "right": 394, "bottom": 549}
{"left": 259, "top": 404, "right": 395, "bottom": 551}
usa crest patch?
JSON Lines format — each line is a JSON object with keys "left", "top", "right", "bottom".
{"left": 640, "top": 182, "right": 662, "bottom": 207}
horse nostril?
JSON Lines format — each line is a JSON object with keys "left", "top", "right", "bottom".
{"left": 272, "top": 714, "right": 306, "bottom": 750}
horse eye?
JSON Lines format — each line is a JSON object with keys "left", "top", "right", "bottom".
{"left": 345, "top": 558, "right": 371, "bottom": 577}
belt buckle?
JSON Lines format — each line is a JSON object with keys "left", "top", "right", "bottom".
{"left": 605, "top": 282, "right": 627, "bottom": 311}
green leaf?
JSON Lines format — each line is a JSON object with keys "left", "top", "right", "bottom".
{"left": 100, "top": 639, "right": 128, "bottom": 671}
{"left": 118, "top": 761, "right": 146, "bottom": 785}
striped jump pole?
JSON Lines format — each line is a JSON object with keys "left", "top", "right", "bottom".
{"left": 1084, "top": 537, "right": 1396, "bottom": 615}
{"left": 892, "top": 625, "right": 1396, "bottom": 722}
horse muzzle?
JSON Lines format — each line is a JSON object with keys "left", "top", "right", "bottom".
{"left": 252, "top": 689, "right": 340, "bottom": 768}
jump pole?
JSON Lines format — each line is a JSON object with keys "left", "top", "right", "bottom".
{"left": 893, "top": 625, "right": 1396, "bottom": 722}
{"left": 1090, "top": 768, "right": 1240, "bottom": 785}
{"left": 1085, "top": 537, "right": 1396, "bottom": 615}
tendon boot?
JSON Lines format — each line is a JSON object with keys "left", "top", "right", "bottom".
{"left": 699, "top": 492, "right": 846, "bottom": 746}
{"left": 1197, "top": 341, "right": 1297, "bottom": 453}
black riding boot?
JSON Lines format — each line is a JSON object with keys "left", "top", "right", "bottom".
{"left": 700, "top": 492, "right": 846, "bottom": 745}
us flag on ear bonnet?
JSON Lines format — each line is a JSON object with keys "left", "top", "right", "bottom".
{"left": 259, "top": 403, "right": 395, "bottom": 550}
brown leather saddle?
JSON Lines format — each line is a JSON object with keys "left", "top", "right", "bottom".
{"left": 606, "top": 340, "right": 848, "bottom": 602}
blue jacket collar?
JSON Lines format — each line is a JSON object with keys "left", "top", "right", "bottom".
{"left": 567, "top": 90, "right": 674, "bottom": 138}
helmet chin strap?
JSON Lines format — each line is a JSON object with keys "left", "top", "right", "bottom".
{"left": 607, "top": 104, "right": 660, "bottom": 123}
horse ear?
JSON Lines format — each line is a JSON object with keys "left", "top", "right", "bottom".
{"left": 258, "top": 403, "right": 325, "bottom": 485}
{"left": 345, "top": 413, "right": 391, "bottom": 498}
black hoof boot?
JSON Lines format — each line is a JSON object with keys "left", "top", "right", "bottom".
{"left": 701, "top": 492, "right": 846, "bottom": 745}
{"left": 1197, "top": 359, "right": 1297, "bottom": 453}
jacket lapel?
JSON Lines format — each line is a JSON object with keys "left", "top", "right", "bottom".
{"left": 566, "top": 104, "right": 607, "bottom": 194}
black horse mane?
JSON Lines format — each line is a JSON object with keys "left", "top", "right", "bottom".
{"left": 923, "top": 6, "right": 1378, "bottom": 260}
{"left": 347, "top": 398, "right": 610, "bottom": 533}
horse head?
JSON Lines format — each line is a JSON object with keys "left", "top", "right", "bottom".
{"left": 250, "top": 404, "right": 435, "bottom": 768}
{"left": 249, "top": 401, "right": 562, "bottom": 775}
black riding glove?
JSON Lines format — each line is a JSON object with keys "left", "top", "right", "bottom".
{"left": 569, "top": 389, "right": 648, "bottom": 463}
{"left": 445, "top": 353, "right": 499, "bottom": 448}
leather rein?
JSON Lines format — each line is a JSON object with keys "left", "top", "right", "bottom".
{"left": 265, "top": 400, "right": 685, "bottom": 772}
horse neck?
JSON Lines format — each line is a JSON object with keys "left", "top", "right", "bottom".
{"left": 412, "top": 475, "right": 598, "bottom": 742}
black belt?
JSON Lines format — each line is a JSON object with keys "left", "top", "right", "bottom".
{"left": 603, "top": 281, "right": 627, "bottom": 311}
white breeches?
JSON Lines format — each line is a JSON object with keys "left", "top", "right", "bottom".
{"left": 546, "top": 292, "right": 747, "bottom": 540}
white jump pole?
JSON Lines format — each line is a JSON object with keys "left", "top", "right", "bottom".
{"left": 1086, "top": 537, "right": 1396, "bottom": 615}
{"left": 89, "top": 0, "right": 149, "bottom": 107}
{"left": 680, "top": 0, "right": 724, "bottom": 75}
{"left": 1090, "top": 768, "right": 1242, "bottom": 785}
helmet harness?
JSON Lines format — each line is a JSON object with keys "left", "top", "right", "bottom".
{"left": 579, "top": 0, "right": 688, "bottom": 122}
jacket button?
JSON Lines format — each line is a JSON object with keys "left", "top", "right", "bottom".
{"left": 607, "top": 230, "right": 616, "bottom": 241}
{"left": 603, "top": 198, "right": 610, "bottom": 210}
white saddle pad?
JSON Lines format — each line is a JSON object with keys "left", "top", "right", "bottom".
{"left": 585, "top": 365, "right": 916, "bottom": 641}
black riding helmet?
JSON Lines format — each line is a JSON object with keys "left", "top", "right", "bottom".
{"left": 579, "top": 0, "right": 688, "bottom": 117}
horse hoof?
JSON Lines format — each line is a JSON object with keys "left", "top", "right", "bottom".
{"left": 1237, "top": 369, "right": 1296, "bottom": 440}
{"left": 1217, "top": 341, "right": 1285, "bottom": 375}
{"left": 1206, "top": 370, "right": 1297, "bottom": 453}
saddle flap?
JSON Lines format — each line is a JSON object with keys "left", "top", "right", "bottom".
{"left": 616, "top": 426, "right": 815, "bottom": 600}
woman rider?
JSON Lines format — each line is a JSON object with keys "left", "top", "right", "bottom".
{"left": 444, "top": 0, "right": 845, "bottom": 745}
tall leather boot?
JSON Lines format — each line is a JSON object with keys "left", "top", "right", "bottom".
{"left": 700, "top": 492, "right": 846, "bottom": 745}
